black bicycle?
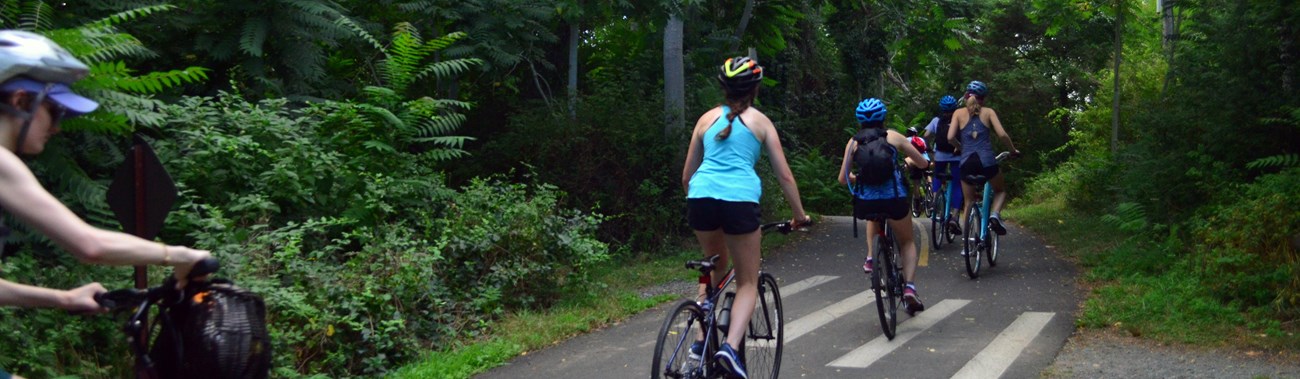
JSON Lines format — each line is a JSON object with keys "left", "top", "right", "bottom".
{"left": 96, "top": 258, "right": 271, "bottom": 379}
{"left": 651, "top": 220, "right": 808, "bottom": 379}
{"left": 864, "top": 214, "right": 904, "bottom": 340}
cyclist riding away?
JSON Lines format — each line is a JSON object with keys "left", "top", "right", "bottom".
{"left": 946, "top": 81, "right": 1020, "bottom": 255}
{"left": 681, "top": 56, "right": 810, "bottom": 379}
{"left": 924, "top": 95, "right": 963, "bottom": 234}
{"left": 837, "top": 98, "right": 929, "bottom": 315}
{"left": 0, "top": 30, "right": 211, "bottom": 379}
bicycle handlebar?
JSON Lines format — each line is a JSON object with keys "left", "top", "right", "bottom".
{"left": 760, "top": 218, "right": 815, "bottom": 234}
{"left": 95, "top": 257, "right": 221, "bottom": 311}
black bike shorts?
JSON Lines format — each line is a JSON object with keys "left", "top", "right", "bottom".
{"left": 854, "top": 197, "right": 909, "bottom": 221}
{"left": 959, "top": 155, "right": 1000, "bottom": 185}
{"left": 687, "top": 198, "right": 761, "bottom": 235}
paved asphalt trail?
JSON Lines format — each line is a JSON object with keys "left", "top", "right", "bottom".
{"left": 477, "top": 215, "right": 1082, "bottom": 379}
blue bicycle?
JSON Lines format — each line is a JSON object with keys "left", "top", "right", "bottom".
{"left": 962, "top": 152, "right": 1014, "bottom": 279}
{"left": 929, "top": 169, "right": 959, "bottom": 250}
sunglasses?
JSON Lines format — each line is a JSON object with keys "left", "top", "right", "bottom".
{"left": 43, "top": 101, "right": 67, "bottom": 125}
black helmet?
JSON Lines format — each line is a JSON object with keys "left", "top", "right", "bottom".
{"left": 717, "top": 56, "right": 763, "bottom": 93}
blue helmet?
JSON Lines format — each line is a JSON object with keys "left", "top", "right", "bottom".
{"left": 967, "top": 81, "right": 988, "bottom": 97}
{"left": 939, "top": 95, "right": 958, "bottom": 112}
{"left": 855, "top": 98, "right": 886, "bottom": 123}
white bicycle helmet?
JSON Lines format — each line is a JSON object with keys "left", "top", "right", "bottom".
{"left": 0, "top": 30, "right": 89, "bottom": 84}
{"left": 0, "top": 30, "right": 97, "bottom": 154}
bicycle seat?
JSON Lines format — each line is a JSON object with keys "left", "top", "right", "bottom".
{"left": 858, "top": 213, "right": 891, "bottom": 222}
{"left": 963, "top": 173, "right": 989, "bottom": 185}
{"left": 685, "top": 254, "right": 721, "bottom": 272}
{"left": 932, "top": 172, "right": 952, "bottom": 180}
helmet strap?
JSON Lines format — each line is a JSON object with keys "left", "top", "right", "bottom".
{"left": 9, "top": 85, "right": 52, "bottom": 156}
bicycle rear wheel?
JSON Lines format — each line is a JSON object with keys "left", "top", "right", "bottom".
{"left": 744, "top": 273, "right": 784, "bottom": 379}
{"left": 964, "top": 207, "right": 982, "bottom": 279}
{"left": 930, "top": 185, "right": 946, "bottom": 250}
{"left": 988, "top": 226, "right": 1000, "bottom": 267}
{"left": 922, "top": 182, "right": 936, "bottom": 218}
{"left": 652, "top": 300, "right": 708, "bottom": 379}
{"left": 872, "top": 235, "right": 899, "bottom": 339}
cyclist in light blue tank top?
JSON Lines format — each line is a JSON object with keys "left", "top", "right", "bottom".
{"left": 681, "top": 56, "right": 810, "bottom": 379}
{"left": 947, "top": 81, "right": 1020, "bottom": 242}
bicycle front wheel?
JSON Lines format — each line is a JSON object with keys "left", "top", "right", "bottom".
{"left": 744, "top": 273, "right": 784, "bottom": 379}
{"left": 964, "top": 207, "right": 982, "bottom": 279}
{"left": 652, "top": 300, "right": 708, "bottom": 379}
{"left": 872, "top": 235, "right": 899, "bottom": 339}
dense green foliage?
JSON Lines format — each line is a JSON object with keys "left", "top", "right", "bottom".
{"left": 1017, "top": 0, "right": 1299, "bottom": 345}
{"left": 0, "top": 0, "right": 1296, "bottom": 377}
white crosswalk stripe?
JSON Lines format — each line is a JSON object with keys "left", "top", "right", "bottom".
{"left": 950, "top": 312, "right": 1055, "bottom": 379}
{"left": 826, "top": 299, "right": 972, "bottom": 369}
{"left": 784, "top": 290, "right": 875, "bottom": 343}
{"left": 778, "top": 275, "right": 838, "bottom": 297}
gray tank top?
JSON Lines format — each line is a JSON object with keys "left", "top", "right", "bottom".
{"left": 960, "top": 114, "right": 996, "bottom": 167}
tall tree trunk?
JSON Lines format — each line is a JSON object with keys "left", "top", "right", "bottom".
{"left": 568, "top": 22, "right": 579, "bottom": 119}
{"left": 1111, "top": 0, "right": 1124, "bottom": 155}
{"left": 728, "top": 0, "right": 756, "bottom": 52}
{"left": 664, "top": 12, "right": 686, "bottom": 138}
{"left": 1161, "top": 0, "right": 1179, "bottom": 93}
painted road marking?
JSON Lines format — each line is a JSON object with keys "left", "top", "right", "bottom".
{"left": 950, "top": 312, "right": 1056, "bottom": 379}
{"left": 826, "top": 299, "right": 972, "bottom": 369}
{"left": 779, "top": 275, "right": 838, "bottom": 297}
{"left": 785, "top": 291, "right": 875, "bottom": 343}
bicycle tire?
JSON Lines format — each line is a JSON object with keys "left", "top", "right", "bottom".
{"left": 744, "top": 273, "right": 784, "bottom": 379}
{"left": 988, "top": 226, "right": 1000, "bottom": 267}
{"left": 652, "top": 300, "right": 708, "bottom": 379}
{"left": 910, "top": 192, "right": 922, "bottom": 218}
{"left": 923, "top": 182, "right": 936, "bottom": 219}
{"left": 930, "top": 185, "right": 945, "bottom": 250}
{"left": 872, "top": 235, "right": 899, "bottom": 339}
{"left": 964, "top": 207, "right": 982, "bottom": 279}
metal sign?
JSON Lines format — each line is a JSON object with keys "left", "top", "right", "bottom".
{"left": 107, "top": 134, "right": 177, "bottom": 241}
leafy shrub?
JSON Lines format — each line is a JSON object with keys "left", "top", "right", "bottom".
{"left": 436, "top": 178, "right": 610, "bottom": 313}
{"left": 468, "top": 83, "right": 682, "bottom": 253}
{"left": 1195, "top": 167, "right": 1300, "bottom": 315}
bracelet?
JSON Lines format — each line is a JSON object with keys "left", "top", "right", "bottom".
{"left": 160, "top": 242, "right": 170, "bottom": 265}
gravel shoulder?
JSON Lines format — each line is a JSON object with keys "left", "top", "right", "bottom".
{"left": 1046, "top": 325, "right": 1300, "bottom": 379}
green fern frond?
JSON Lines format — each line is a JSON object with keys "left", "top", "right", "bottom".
{"left": 410, "top": 135, "right": 473, "bottom": 148}
{"left": 421, "top": 31, "right": 468, "bottom": 53}
{"left": 85, "top": 4, "right": 176, "bottom": 29}
{"left": 17, "top": 1, "right": 50, "bottom": 31}
{"left": 334, "top": 15, "right": 383, "bottom": 52}
{"left": 1101, "top": 202, "right": 1149, "bottom": 234}
{"left": 413, "top": 58, "right": 483, "bottom": 82}
{"left": 114, "top": 67, "right": 209, "bottom": 94}
{"left": 357, "top": 103, "right": 405, "bottom": 130}
{"left": 362, "top": 140, "right": 397, "bottom": 154}
{"left": 410, "top": 114, "right": 467, "bottom": 137}
{"left": 240, "top": 18, "right": 269, "bottom": 56}
{"left": 420, "top": 148, "right": 469, "bottom": 162}
{"left": 1246, "top": 154, "right": 1300, "bottom": 170}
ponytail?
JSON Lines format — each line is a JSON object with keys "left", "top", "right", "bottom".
{"left": 966, "top": 93, "right": 983, "bottom": 117}
{"left": 717, "top": 86, "right": 758, "bottom": 140}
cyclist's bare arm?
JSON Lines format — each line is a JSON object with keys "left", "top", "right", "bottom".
{"left": 758, "top": 113, "right": 809, "bottom": 223}
{"left": 890, "top": 131, "right": 929, "bottom": 170}
{"left": 0, "top": 150, "right": 209, "bottom": 282}
{"left": 985, "top": 109, "right": 1019, "bottom": 154}
{"left": 838, "top": 139, "right": 855, "bottom": 185}
{"left": 0, "top": 278, "right": 103, "bottom": 311}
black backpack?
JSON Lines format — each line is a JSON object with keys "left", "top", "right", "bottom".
{"left": 852, "top": 128, "right": 896, "bottom": 186}
{"left": 933, "top": 115, "right": 956, "bottom": 154}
